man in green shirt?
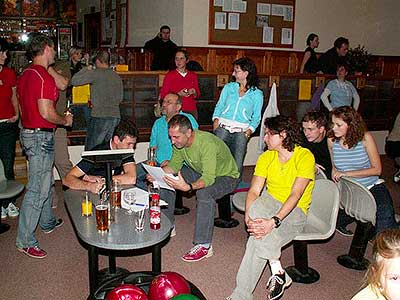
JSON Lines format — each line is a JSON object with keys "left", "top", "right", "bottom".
{"left": 162, "top": 115, "right": 240, "bottom": 262}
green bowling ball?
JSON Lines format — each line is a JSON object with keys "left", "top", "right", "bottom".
{"left": 170, "top": 294, "right": 200, "bottom": 300}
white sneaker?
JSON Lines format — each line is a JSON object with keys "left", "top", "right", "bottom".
{"left": 1, "top": 207, "right": 6, "bottom": 220}
{"left": 6, "top": 203, "right": 19, "bottom": 218}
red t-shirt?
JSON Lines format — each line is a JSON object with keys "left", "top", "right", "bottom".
{"left": 0, "top": 67, "right": 17, "bottom": 119}
{"left": 17, "top": 64, "right": 59, "bottom": 128}
{"left": 159, "top": 69, "right": 200, "bottom": 111}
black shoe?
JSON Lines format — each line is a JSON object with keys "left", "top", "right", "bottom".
{"left": 335, "top": 226, "right": 354, "bottom": 237}
{"left": 267, "top": 272, "right": 292, "bottom": 300}
{"left": 43, "top": 219, "right": 64, "bottom": 234}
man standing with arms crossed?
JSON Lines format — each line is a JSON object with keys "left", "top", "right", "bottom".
{"left": 16, "top": 33, "right": 73, "bottom": 259}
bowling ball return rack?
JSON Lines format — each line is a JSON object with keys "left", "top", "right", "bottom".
{"left": 94, "top": 271, "right": 206, "bottom": 299}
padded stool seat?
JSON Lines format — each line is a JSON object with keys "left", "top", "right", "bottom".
{"left": 0, "top": 160, "right": 25, "bottom": 234}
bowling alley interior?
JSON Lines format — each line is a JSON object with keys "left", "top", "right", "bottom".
{"left": 1, "top": 1, "right": 400, "bottom": 299}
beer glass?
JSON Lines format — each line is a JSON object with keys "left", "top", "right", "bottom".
{"left": 95, "top": 198, "right": 109, "bottom": 232}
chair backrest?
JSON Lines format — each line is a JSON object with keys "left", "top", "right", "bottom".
{"left": 338, "top": 176, "right": 376, "bottom": 225}
{"left": 315, "top": 169, "right": 328, "bottom": 180}
{"left": 0, "top": 159, "right": 6, "bottom": 182}
{"left": 303, "top": 179, "right": 340, "bottom": 239}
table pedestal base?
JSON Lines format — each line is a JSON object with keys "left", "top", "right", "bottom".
{"left": 97, "top": 267, "right": 130, "bottom": 286}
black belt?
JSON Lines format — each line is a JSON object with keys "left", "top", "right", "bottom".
{"left": 23, "top": 127, "right": 54, "bottom": 133}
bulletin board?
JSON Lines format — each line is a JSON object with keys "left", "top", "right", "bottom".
{"left": 209, "top": 0, "right": 295, "bottom": 48}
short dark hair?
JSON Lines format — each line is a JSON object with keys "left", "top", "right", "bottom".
{"left": 232, "top": 57, "right": 259, "bottom": 90}
{"left": 264, "top": 115, "right": 302, "bottom": 152}
{"left": 113, "top": 119, "right": 138, "bottom": 141}
{"left": 0, "top": 38, "right": 9, "bottom": 52}
{"left": 160, "top": 25, "right": 171, "bottom": 32}
{"left": 95, "top": 50, "right": 110, "bottom": 65}
{"left": 306, "top": 33, "right": 318, "bottom": 46}
{"left": 168, "top": 114, "right": 193, "bottom": 133}
{"left": 26, "top": 33, "right": 54, "bottom": 59}
{"left": 175, "top": 48, "right": 189, "bottom": 60}
{"left": 336, "top": 62, "right": 349, "bottom": 72}
{"left": 302, "top": 111, "right": 328, "bottom": 129}
{"left": 334, "top": 37, "right": 349, "bottom": 49}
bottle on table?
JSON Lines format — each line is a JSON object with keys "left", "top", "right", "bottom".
{"left": 149, "top": 183, "right": 161, "bottom": 230}
{"left": 148, "top": 147, "right": 156, "bottom": 166}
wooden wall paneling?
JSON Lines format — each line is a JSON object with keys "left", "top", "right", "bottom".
{"left": 242, "top": 49, "right": 268, "bottom": 74}
{"left": 271, "top": 51, "right": 291, "bottom": 74}
{"left": 185, "top": 47, "right": 210, "bottom": 72}
{"left": 265, "top": 52, "right": 273, "bottom": 74}
{"left": 288, "top": 52, "right": 299, "bottom": 73}
{"left": 215, "top": 48, "right": 238, "bottom": 73}
{"left": 207, "top": 49, "right": 217, "bottom": 72}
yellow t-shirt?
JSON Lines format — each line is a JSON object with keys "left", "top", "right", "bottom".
{"left": 254, "top": 146, "right": 315, "bottom": 214}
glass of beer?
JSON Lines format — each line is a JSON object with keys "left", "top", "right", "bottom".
{"left": 95, "top": 200, "right": 109, "bottom": 232}
{"left": 110, "top": 180, "right": 122, "bottom": 208}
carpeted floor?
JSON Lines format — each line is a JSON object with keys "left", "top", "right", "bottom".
{"left": 1, "top": 156, "right": 399, "bottom": 300}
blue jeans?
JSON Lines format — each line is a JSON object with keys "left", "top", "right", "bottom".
{"left": 161, "top": 165, "right": 239, "bottom": 244}
{"left": 85, "top": 116, "right": 120, "bottom": 150}
{"left": 16, "top": 130, "right": 57, "bottom": 248}
{"left": 214, "top": 127, "right": 248, "bottom": 173}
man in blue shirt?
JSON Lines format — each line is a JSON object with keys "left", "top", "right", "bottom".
{"left": 136, "top": 93, "right": 198, "bottom": 189}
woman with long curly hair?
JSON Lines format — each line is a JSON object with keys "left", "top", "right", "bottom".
{"left": 229, "top": 115, "right": 315, "bottom": 300}
{"left": 328, "top": 106, "right": 398, "bottom": 236}
{"left": 352, "top": 229, "right": 400, "bottom": 300}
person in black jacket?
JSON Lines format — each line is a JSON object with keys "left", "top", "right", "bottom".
{"left": 317, "top": 37, "right": 349, "bottom": 74}
{"left": 144, "top": 25, "right": 178, "bottom": 71}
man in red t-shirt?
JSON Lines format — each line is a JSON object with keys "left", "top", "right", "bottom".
{"left": 16, "top": 33, "right": 73, "bottom": 259}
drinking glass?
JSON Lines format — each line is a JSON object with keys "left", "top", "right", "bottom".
{"left": 124, "top": 191, "right": 136, "bottom": 215}
{"left": 134, "top": 209, "right": 145, "bottom": 232}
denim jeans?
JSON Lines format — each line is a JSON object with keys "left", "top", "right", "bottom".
{"left": 16, "top": 130, "right": 57, "bottom": 248}
{"left": 85, "top": 116, "right": 120, "bottom": 150}
{"left": 0, "top": 121, "right": 18, "bottom": 207}
{"left": 214, "top": 127, "right": 248, "bottom": 173}
{"left": 337, "top": 183, "right": 398, "bottom": 235}
{"left": 161, "top": 165, "right": 239, "bottom": 244}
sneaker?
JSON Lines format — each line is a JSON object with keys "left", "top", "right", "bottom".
{"left": 394, "top": 169, "right": 400, "bottom": 183}
{"left": 6, "top": 203, "right": 19, "bottom": 218}
{"left": 1, "top": 207, "right": 6, "bottom": 220}
{"left": 266, "top": 272, "right": 292, "bottom": 300}
{"left": 170, "top": 226, "right": 176, "bottom": 238}
{"left": 43, "top": 218, "right": 64, "bottom": 234}
{"left": 17, "top": 246, "right": 47, "bottom": 259}
{"left": 336, "top": 226, "right": 354, "bottom": 237}
{"left": 181, "top": 245, "right": 213, "bottom": 262}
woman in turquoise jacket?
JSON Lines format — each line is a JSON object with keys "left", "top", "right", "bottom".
{"left": 212, "top": 57, "right": 263, "bottom": 173}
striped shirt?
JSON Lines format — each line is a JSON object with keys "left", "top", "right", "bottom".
{"left": 333, "top": 140, "right": 378, "bottom": 187}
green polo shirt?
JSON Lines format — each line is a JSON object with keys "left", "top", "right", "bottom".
{"left": 168, "top": 130, "right": 240, "bottom": 187}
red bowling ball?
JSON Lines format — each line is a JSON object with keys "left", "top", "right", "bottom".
{"left": 148, "top": 272, "right": 191, "bottom": 300}
{"left": 106, "top": 284, "right": 148, "bottom": 300}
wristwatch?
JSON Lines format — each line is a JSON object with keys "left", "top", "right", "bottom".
{"left": 272, "top": 216, "right": 282, "bottom": 228}
{"left": 187, "top": 183, "right": 193, "bottom": 193}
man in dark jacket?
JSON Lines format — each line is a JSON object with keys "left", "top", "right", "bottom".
{"left": 318, "top": 37, "right": 349, "bottom": 74}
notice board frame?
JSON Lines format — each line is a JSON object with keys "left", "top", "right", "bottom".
{"left": 209, "top": 0, "right": 296, "bottom": 48}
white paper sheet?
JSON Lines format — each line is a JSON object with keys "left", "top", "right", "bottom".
{"left": 257, "top": 3, "right": 270, "bottom": 15}
{"left": 215, "top": 12, "right": 227, "bottom": 29}
{"left": 121, "top": 187, "right": 167, "bottom": 212}
{"left": 281, "top": 28, "right": 292, "bottom": 44}
{"left": 263, "top": 26, "right": 273, "bottom": 43}
{"left": 228, "top": 13, "right": 240, "bottom": 30}
{"left": 283, "top": 6, "right": 293, "bottom": 21}
{"left": 142, "top": 164, "right": 175, "bottom": 191}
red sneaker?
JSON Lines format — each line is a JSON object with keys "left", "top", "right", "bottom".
{"left": 181, "top": 245, "right": 213, "bottom": 262}
{"left": 17, "top": 246, "right": 47, "bottom": 259}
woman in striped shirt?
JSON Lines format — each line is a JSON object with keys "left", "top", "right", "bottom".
{"left": 327, "top": 106, "right": 398, "bottom": 236}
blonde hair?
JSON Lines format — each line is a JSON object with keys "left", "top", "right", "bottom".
{"left": 364, "top": 229, "right": 400, "bottom": 299}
